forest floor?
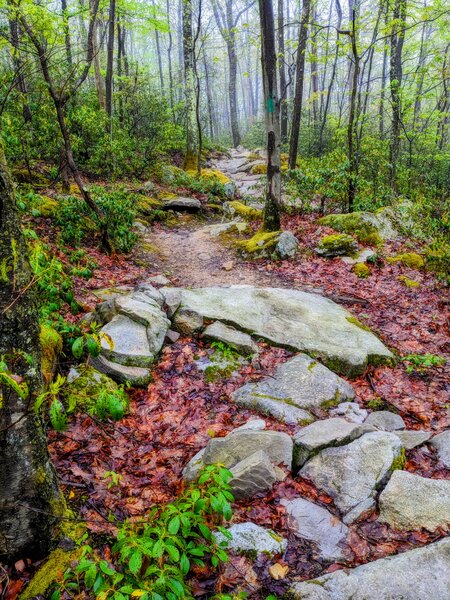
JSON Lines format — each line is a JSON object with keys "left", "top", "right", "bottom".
{"left": 8, "top": 151, "right": 450, "bottom": 599}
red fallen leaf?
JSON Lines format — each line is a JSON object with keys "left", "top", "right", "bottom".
{"left": 326, "top": 563, "right": 345, "bottom": 573}
{"left": 5, "top": 579, "right": 23, "bottom": 600}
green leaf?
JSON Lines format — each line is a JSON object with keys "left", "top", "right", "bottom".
{"left": 71, "top": 336, "right": 84, "bottom": 359}
{"left": 167, "top": 516, "right": 180, "bottom": 535}
{"left": 84, "top": 564, "right": 97, "bottom": 588}
{"left": 129, "top": 550, "right": 143, "bottom": 575}
{"left": 180, "top": 554, "right": 190, "bottom": 575}
{"left": 152, "top": 539, "right": 164, "bottom": 558}
{"left": 165, "top": 543, "right": 180, "bottom": 562}
{"left": 168, "top": 578, "right": 185, "bottom": 598}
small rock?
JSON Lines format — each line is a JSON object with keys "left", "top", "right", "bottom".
{"left": 133, "top": 282, "right": 165, "bottom": 305}
{"left": 94, "top": 299, "right": 117, "bottom": 325}
{"left": 365, "top": 410, "right": 405, "bottom": 431}
{"left": 222, "top": 260, "right": 234, "bottom": 271}
{"left": 378, "top": 470, "right": 450, "bottom": 531}
{"left": 230, "top": 418, "right": 267, "bottom": 434}
{"left": 93, "top": 285, "right": 133, "bottom": 301}
{"left": 430, "top": 430, "right": 450, "bottom": 468}
{"left": 330, "top": 401, "right": 368, "bottom": 424}
{"left": 182, "top": 448, "right": 206, "bottom": 482}
{"left": 203, "top": 321, "right": 258, "bottom": 356}
{"left": 161, "top": 287, "right": 182, "bottom": 318}
{"left": 203, "top": 429, "right": 293, "bottom": 470}
{"left": 133, "top": 220, "right": 148, "bottom": 233}
{"left": 394, "top": 430, "right": 432, "bottom": 450}
{"left": 230, "top": 450, "right": 278, "bottom": 499}
{"left": 162, "top": 197, "right": 201, "bottom": 211}
{"left": 92, "top": 355, "right": 151, "bottom": 386}
{"left": 165, "top": 329, "right": 180, "bottom": 344}
{"left": 342, "top": 498, "right": 376, "bottom": 524}
{"left": 147, "top": 274, "right": 171, "bottom": 286}
{"left": 281, "top": 497, "right": 349, "bottom": 561}
{"left": 293, "top": 418, "right": 374, "bottom": 470}
{"left": 289, "top": 538, "right": 450, "bottom": 600}
{"left": 173, "top": 308, "right": 204, "bottom": 335}
{"left": 214, "top": 522, "right": 287, "bottom": 557}
{"left": 203, "top": 221, "right": 249, "bottom": 237}
{"left": 275, "top": 231, "right": 298, "bottom": 259}
{"left": 300, "top": 432, "right": 402, "bottom": 515}
{"left": 341, "top": 249, "right": 377, "bottom": 265}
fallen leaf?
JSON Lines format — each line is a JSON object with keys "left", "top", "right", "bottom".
{"left": 269, "top": 563, "right": 289, "bottom": 580}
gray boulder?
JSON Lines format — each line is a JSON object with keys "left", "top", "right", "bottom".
{"left": 169, "top": 286, "right": 393, "bottom": 376}
{"left": 394, "top": 430, "right": 432, "bottom": 450}
{"left": 293, "top": 418, "right": 374, "bottom": 470}
{"left": 233, "top": 355, "right": 354, "bottom": 426}
{"left": 203, "top": 321, "right": 258, "bottom": 356}
{"left": 173, "top": 308, "right": 204, "bottom": 335}
{"left": 365, "top": 410, "right": 405, "bottom": 431}
{"left": 201, "top": 221, "right": 249, "bottom": 237}
{"left": 161, "top": 287, "right": 182, "bottom": 317}
{"left": 430, "top": 430, "right": 450, "bottom": 468}
{"left": 91, "top": 355, "right": 151, "bottom": 386}
{"left": 281, "top": 497, "right": 349, "bottom": 561}
{"left": 300, "top": 432, "right": 402, "bottom": 516}
{"left": 146, "top": 274, "right": 171, "bottom": 286}
{"left": 100, "top": 315, "right": 154, "bottom": 367}
{"left": 288, "top": 538, "right": 450, "bottom": 600}
{"left": 214, "top": 522, "right": 286, "bottom": 556}
{"left": 378, "top": 470, "right": 450, "bottom": 531}
{"left": 162, "top": 196, "right": 201, "bottom": 211}
{"left": 132, "top": 282, "right": 165, "bottom": 306}
{"left": 275, "top": 231, "right": 298, "bottom": 259}
{"left": 203, "top": 429, "right": 293, "bottom": 469}
{"left": 229, "top": 450, "right": 278, "bottom": 499}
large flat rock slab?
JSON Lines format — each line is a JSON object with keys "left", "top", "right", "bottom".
{"left": 233, "top": 355, "right": 355, "bottom": 425}
{"left": 167, "top": 286, "right": 393, "bottom": 376}
{"left": 300, "top": 432, "right": 402, "bottom": 516}
{"left": 288, "top": 538, "right": 450, "bottom": 600}
{"left": 378, "top": 470, "right": 450, "bottom": 531}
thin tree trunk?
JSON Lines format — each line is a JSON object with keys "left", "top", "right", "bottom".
{"left": 347, "top": 7, "right": 359, "bottom": 212}
{"left": 0, "top": 142, "right": 60, "bottom": 562}
{"left": 166, "top": 0, "right": 175, "bottom": 112}
{"left": 182, "top": 0, "right": 198, "bottom": 169}
{"left": 152, "top": 0, "right": 165, "bottom": 94}
{"left": 288, "top": 0, "right": 311, "bottom": 169}
{"left": 61, "top": 0, "right": 73, "bottom": 66}
{"left": 105, "top": 0, "right": 116, "bottom": 119}
{"left": 92, "top": 7, "right": 105, "bottom": 110}
{"left": 7, "top": 7, "right": 32, "bottom": 124}
{"left": 278, "top": 0, "right": 288, "bottom": 143}
{"left": 378, "top": 3, "right": 388, "bottom": 138}
{"left": 259, "top": 0, "right": 281, "bottom": 231}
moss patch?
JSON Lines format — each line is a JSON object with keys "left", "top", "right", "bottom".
{"left": 34, "top": 195, "right": 58, "bottom": 217}
{"left": 397, "top": 275, "right": 420, "bottom": 288}
{"left": 235, "top": 230, "right": 281, "bottom": 255}
{"left": 251, "top": 163, "right": 267, "bottom": 175}
{"left": 39, "top": 324, "right": 62, "bottom": 383}
{"left": 391, "top": 448, "right": 406, "bottom": 471}
{"left": 186, "top": 168, "right": 231, "bottom": 184}
{"left": 226, "top": 200, "right": 263, "bottom": 220}
{"left": 353, "top": 263, "right": 371, "bottom": 278}
{"left": 387, "top": 252, "right": 424, "bottom": 269}
{"left": 345, "top": 316, "right": 372, "bottom": 332}
{"left": 63, "top": 365, "right": 128, "bottom": 416}
{"left": 317, "top": 233, "right": 358, "bottom": 255}
{"left": 319, "top": 212, "right": 384, "bottom": 245}
{"left": 20, "top": 547, "right": 81, "bottom": 600}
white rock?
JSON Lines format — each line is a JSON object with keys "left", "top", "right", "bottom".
{"left": 430, "top": 430, "right": 450, "bottom": 468}
{"left": 214, "top": 522, "right": 287, "bottom": 556}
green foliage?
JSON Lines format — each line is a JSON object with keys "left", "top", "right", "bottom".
{"left": 57, "top": 465, "right": 234, "bottom": 600}
{"left": 0, "top": 356, "right": 30, "bottom": 401}
{"left": 171, "top": 169, "right": 228, "bottom": 200}
{"left": 402, "top": 353, "right": 446, "bottom": 374}
{"left": 56, "top": 186, "right": 138, "bottom": 253}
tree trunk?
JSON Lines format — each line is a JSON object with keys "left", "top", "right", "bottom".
{"left": 347, "top": 8, "right": 359, "bottom": 212}
{"left": 7, "top": 8, "right": 32, "bottom": 124}
{"left": 259, "top": 0, "right": 281, "bottom": 231}
{"left": 278, "top": 0, "right": 288, "bottom": 143}
{"left": 105, "top": 0, "right": 116, "bottom": 119}
{"left": 61, "top": 0, "right": 73, "bottom": 66}
{"left": 389, "top": 0, "right": 407, "bottom": 194}
{"left": 378, "top": 3, "right": 388, "bottom": 138}
{"left": 182, "top": 0, "right": 198, "bottom": 170}
{"left": 92, "top": 6, "right": 106, "bottom": 110}
{"left": 166, "top": 0, "right": 175, "bottom": 112}
{"left": 288, "top": 0, "right": 311, "bottom": 169}
{"left": 0, "top": 143, "right": 60, "bottom": 562}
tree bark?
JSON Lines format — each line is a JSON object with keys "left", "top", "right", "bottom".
{"left": 278, "top": 0, "right": 288, "bottom": 143}
{"left": 105, "top": 0, "right": 116, "bottom": 119}
{"left": 288, "top": 0, "right": 311, "bottom": 169}
{"left": 61, "top": 0, "right": 73, "bottom": 66}
{"left": 182, "top": 0, "right": 199, "bottom": 169}
{"left": 0, "top": 143, "right": 60, "bottom": 562}
{"left": 92, "top": 3, "right": 105, "bottom": 110}
{"left": 259, "top": 0, "right": 281, "bottom": 231}
{"left": 347, "top": 8, "right": 359, "bottom": 212}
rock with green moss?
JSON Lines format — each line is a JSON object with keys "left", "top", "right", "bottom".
{"left": 397, "top": 275, "right": 420, "bottom": 287}
{"left": 64, "top": 365, "right": 128, "bottom": 416}
{"left": 39, "top": 324, "right": 62, "bottom": 382}
{"left": 233, "top": 354, "right": 355, "bottom": 425}
{"left": 319, "top": 210, "right": 397, "bottom": 243}
{"left": 315, "top": 234, "right": 359, "bottom": 257}
{"left": 387, "top": 252, "right": 424, "bottom": 269}
{"left": 223, "top": 200, "right": 263, "bottom": 220}
{"left": 20, "top": 547, "right": 80, "bottom": 600}
{"left": 236, "top": 230, "right": 298, "bottom": 259}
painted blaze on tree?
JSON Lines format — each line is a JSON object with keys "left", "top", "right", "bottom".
{"left": 0, "top": 144, "right": 60, "bottom": 561}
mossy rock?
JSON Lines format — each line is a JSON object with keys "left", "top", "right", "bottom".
{"left": 63, "top": 365, "right": 128, "bottom": 415}
{"left": 136, "top": 194, "right": 163, "bottom": 215}
{"left": 19, "top": 547, "right": 81, "bottom": 600}
{"left": 185, "top": 168, "right": 231, "bottom": 185}
{"left": 387, "top": 253, "right": 424, "bottom": 269}
{"left": 224, "top": 200, "right": 263, "bottom": 220}
{"left": 157, "top": 191, "right": 179, "bottom": 201}
{"left": 319, "top": 211, "right": 390, "bottom": 244}
{"left": 40, "top": 324, "right": 62, "bottom": 383}
{"left": 251, "top": 163, "right": 267, "bottom": 175}
{"left": 353, "top": 263, "right": 371, "bottom": 278}
{"left": 235, "top": 230, "right": 281, "bottom": 256}
{"left": 397, "top": 275, "right": 420, "bottom": 288}
{"left": 316, "top": 233, "right": 358, "bottom": 257}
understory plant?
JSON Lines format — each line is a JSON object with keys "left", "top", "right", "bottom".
{"left": 54, "top": 465, "right": 234, "bottom": 600}
{"left": 402, "top": 353, "right": 446, "bottom": 374}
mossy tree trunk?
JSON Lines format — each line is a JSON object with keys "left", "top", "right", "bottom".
{"left": 0, "top": 143, "right": 60, "bottom": 562}
{"left": 259, "top": 0, "right": 281, "bottom": 231}
{"left": 182, "top": 0, "right": 199, "bottom": 171}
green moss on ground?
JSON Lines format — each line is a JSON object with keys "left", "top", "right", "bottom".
{"left": 319, "top": 212, "right": 384, "bottom": 245}
{"left": 19, "top": 547, "right": 81, "bottom": 600}
{"left": 317, "top": 233, "right": 358, "bottom": 255}
{"left": 345, "top": 316, "right": 372, "bottom": 332}
{"left": 387, "top": 252, "right": 424, "bottom": 269}
{"left": 353, "top": 263, "right": 371, "bottom": 278}
{"left": 235, "top": 230, "right": 281, "bottom": 255}
{"left": 227, "top": 200, "right": 263, "bottom": 220}
{"left": 397, "top": 275, "right": 420, "bottom": 287}
{"left": 39, "top": 324, "right": 62, "bottom": 382}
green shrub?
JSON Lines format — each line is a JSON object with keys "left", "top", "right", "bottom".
{"left": 55, "top": 465, "right": 234, "bottom": 600}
